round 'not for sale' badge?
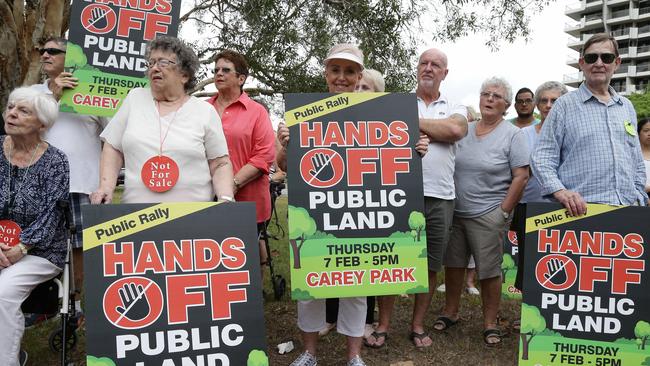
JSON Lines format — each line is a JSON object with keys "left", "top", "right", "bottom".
{"left": 141, "top": 155, "right": 179, "bottom": 193}
{"left": 0, "top": 220, "right": 21, "bottom": 247}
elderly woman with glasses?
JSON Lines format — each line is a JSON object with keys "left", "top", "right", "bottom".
{"left": 0, "top": 87, "right": 69, "bottom": 365}
{"left": 91, "top": 36, "right": 234, "bottom": 204}
{"left": 436, "top": 77, "right": 529, "bottom": 346}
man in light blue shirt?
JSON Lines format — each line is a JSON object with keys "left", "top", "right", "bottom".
{"left": 532, "top": 33, "right": 648, "bottom": 216}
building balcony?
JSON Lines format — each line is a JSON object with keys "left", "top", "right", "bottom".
{"left": 607, "top": 9, "right": 637, "bottom": 25}
{"left": 564, "top": 72, "right": 583, "bottom": 86}
{"left": 567, "top": 56, "right": 579, "bottom": 67}
{"left": 565, "top": 2, "right": 585, "bottom": 20}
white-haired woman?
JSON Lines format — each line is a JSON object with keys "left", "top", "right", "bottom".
{"left": 437, "top": 77, "right": 529, "bottom": 346}
{"left": 0, "top": 87, "right": 69, "bottom": 365}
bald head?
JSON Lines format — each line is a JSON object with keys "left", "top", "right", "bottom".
{"left": 417, "top": 48, "right": 449, "bottom": 96}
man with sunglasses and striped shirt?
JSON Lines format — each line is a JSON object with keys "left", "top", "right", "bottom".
{"left": 532, "top": 33, "right": 649, "bottom": 214}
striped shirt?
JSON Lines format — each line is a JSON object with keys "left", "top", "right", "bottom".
{"left": 531, "top": 83, "right": 648, "bottom": 205}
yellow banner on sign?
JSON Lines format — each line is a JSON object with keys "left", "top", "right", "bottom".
{"left": 284, "top": 92, "right": 388, "bottom": 127}
{"left": 525, "top": 204, "right": 624, "bottom": 233}
{"left": 83, "top": 202, "right": 219, "bottom": 251}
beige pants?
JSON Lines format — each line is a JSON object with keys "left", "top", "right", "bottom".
{"left": 298, "top": 297, "right": 366, "bottom": 337}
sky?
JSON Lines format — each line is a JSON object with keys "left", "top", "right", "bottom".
{"left": 419, "top": 1, "right": 576, "bottom": 119}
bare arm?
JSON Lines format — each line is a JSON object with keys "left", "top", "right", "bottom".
{"left": 90, "top": 143, "right": 123, "bottom": 204}
{"left": 234, "top": 164, "right": 263, "bottom": 194}
{"left": 209, "top": 155, "right": 235, "bottom": 200}
{"left": 276, "top": 123, "right": 289, "bottom": 172}
{"left": 419, "top": 113, "right": 468, "bottom": 143}
{"left": 501, "top": 166, "right": 529, "bottom": 213}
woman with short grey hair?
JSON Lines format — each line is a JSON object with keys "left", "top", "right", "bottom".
{"left": 0, "top": 87, "right": 69, "bottom": 365}
{"left": 92, "top": 36, "right": 234, "bottom": 205}
{"left": 435, "top": 77, "right": 529, "bottom": 346}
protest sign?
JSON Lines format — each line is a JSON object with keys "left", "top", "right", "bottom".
{"left": 502, "top": 229, "right": 522, "bottom": 300}
{"left": 518, "top": 203, "right": 649, "bottom": 366}
{"left": 82, "top": 202, "right": 268, "bottom": 366}
{"left": 61, "top": 0, "right": 182, "bottom": 117}
{"left": 285, "top": 92, "right": 428, "bottom": 300}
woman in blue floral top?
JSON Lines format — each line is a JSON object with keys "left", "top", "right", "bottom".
{"left": 0, "top": 87, "right": 69, "bottom": 366}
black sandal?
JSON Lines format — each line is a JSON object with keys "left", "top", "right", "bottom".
{"left": 364, "top": 331, "right": 388, "bottom": 348}
{"left": 433, "top": 316, "right": 459, "bottom": 331}
{"left": 483, "top": 328, "right": 504, "bottom": 347}
{"left": 409, "top": 331, "right": 432, "bottom": 348}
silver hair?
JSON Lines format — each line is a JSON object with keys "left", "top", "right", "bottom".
{"left": 362, "top": 69, "right": 386, "bottom": 92}
{"left": 480, "top": 76, "right": 513, "bottom": 106}
{"left": 4, "top": 87, "right": 58, "bottom": 132}
{"left": 145, "top": 36, "right": 199, "bottom": 92}
{"left": 534, "top": 81, "right": 568, "bottom": 104}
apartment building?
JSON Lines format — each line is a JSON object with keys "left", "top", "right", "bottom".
{"left": 565, "top": 0, "right": 650, "bottom": 94}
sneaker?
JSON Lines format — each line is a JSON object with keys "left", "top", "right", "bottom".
{"left": 317, "top": 322, "right": 336, "bottom": 337}
{"left": 347, "top": 355, "right": 367, "bottom": 366}
{"left": 18, "top": 350, "right": 28, "bottom": 366}
{"left": 466, "top": 287, "right": 480, "bottom": 295}
{"left": 24, "top": 312, "right": 57, "bottom": 328}
{"left": 289, "top": 351, "right": 317, "bottom": 366}
{"left": 436, "top": 284, "right": 446, "bottom": 292}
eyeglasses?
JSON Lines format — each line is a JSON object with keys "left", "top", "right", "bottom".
{"left": 39, "top": 48, "right": 66, "bottom": 56}
{"left": 515, "top": 99, "right": 533, "bottom": 105}
{"left": 538, "top": 98, "right": 559, "bottom": 105}
{"left": 583, "top": 53, "right": 617, "bottom": 64}
{"left": 480, "top": 91, "right": 505, "bottom": 101}
{"left": 214, "top": 67, "right": 237, "bottom": 74}
{"left": 145, "top": 58, "right": 176, "bottom": 69}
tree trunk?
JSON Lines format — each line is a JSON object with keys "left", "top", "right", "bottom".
{"left": 520, "top": 333, "right": 530, "bottom": 360}
{"left": 643, "top": 335, "right": 648, "bottom": 350}
{"left": 290, "top": 239, "right": 302, "bottom": 269}
{"left": 416, "top": 228, "right": 421, "bottom": 241}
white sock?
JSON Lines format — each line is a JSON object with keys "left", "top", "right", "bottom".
{"left": 75, "top": 300, "right": 82, "bottom": 312}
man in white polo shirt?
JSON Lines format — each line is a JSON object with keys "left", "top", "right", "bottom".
{"left": 364, "top": 48, "right": 467, "bottom": 349}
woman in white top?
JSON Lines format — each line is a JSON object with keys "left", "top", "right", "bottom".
{"left": 91, "top": 36, "right": 234, "bottom": 204}
{"left": 638, "top": 117, "right": 650, "bottom": 194}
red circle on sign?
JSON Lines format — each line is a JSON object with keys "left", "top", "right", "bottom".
{"left": 103, "top": 276, "right": 164, "bottom": 329}
{"left": 81, "top": 4, "right": 117, "bottom": 34}
{"left": 507, "top": 230, "right": 518, "bottom": 245}
{"left": 535, "top": 254, "right": 578, "bottom": 291}
{"left": 141, "top": 155, "right": 179, "bottom": 192}
{"left": 0, "top": 220, "right": 21, "bottom": 247}
{"left": 299, "top": 148, "right": 345, "bottom": 188}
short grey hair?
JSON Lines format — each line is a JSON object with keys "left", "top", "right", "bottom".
{"left": 534, "top": 81, "right": 568, "bottom": 104}
{"left": 362, "top": 69, "right": 386, "bottom": 92}
{"left": 4, "top": 87, "right": 58, "bottom": 131}
{"left": 145, "top": 36, "right": 199, "bottom": 92}
{"left": 480, "top": 76, "right": 513, "bottom": 106}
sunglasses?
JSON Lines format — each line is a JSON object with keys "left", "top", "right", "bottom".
{"left": 214, "top": 67, "right": 238, "bottom": 74}
{"left": 39, "top": 48, "right": 66, "bottom": 56}
{"left": 583, "top": 53, "right": 616, "bottom": 64}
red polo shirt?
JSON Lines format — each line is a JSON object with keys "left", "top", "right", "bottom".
{"left": 207, "top": 92, "right": 276, "bottom": 223}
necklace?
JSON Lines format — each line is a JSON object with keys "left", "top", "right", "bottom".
{"left": 5, "top": 138, "right": 41, "bottom": 217}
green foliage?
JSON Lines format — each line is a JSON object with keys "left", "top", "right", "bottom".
{"left": 87, "top": 356, "right": 116, "bottom": 366}
{"left": 292, "top": 288, "right": 314, "bottom": 300}
{"left": 502, "top": 254, "right": 515, "bottom": 270}
{"left": 247, "top": 349, "right": 269, "bottom": 366}
{"left": 635, "top": 320, "right": 650, "bottom": 349}
{"left": 628, "top": 92, "right": 650, "bottom": 118}
{"left": 310, "top": 230, "right": 336, "bottom": 239}
{"left": 642, "top": 356, "right": 650, "bottom": 366}
{"left": 419, "top": 247, "right": 427, "bottom": 258}
{"left": 288, "top": 206, "right": 316, "bottom": 240}
{"left": 64, "top": 42, "right": 88, "bottom": 71}
{"left": 408, "top": 211, "right": 425, "bottom": 231}
{"left": 59, "top": 103, "right": 75, "bottom": 113}
{"left": 520, "top": 304, "right": 546, "bottom": 334}
{"left": 389, "top": 230, "right": 412, "bottom": 238}
{"left": 406, "top": 285, "right": 428, "bottom": 294}
{"left": 181, "top": 0, "right": 550, "bottom": 95}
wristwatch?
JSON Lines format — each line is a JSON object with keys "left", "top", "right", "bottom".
{"left": 501, "top": 207, "right": 510, "bottom": 220}
{"left": 233, "top": 177, "right": 241, "bottom": 190}
{"left": 17, "top": 243, "right": 29, "bottom": 255}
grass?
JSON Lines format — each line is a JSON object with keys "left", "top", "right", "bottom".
{"left": 22, "top": 193, "right": 524, "bottom": 365}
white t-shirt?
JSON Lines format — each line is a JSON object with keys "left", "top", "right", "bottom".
{"left": 101, "top": 88, "right": 229, "bottom": 203}
{"left": 418, "top": 95, "right": 467, "bottom": 199}
{"left": 32, "top": 81, "right": 107, "bottom": 194}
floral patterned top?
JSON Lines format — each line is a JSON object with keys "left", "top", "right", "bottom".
{"left": 0, "top": 136, "right": 69, "bottom": 267}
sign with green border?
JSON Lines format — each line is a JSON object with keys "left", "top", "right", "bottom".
{"left": 61, "top": 0, "right": 182, "bottom": 116}
{"left": 519, "top": 203, "right": 649, "bottom": 366}
{"left": 285, "top": 93, "right": 429, "bottom": 300}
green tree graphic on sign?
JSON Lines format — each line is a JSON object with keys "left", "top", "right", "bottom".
{"left": 636, "top": 320, "right": 650, "bottom": 350}
{"left": 288, "top": 206, "right": 316, "bottom": 269}
{"left": 408, "top": 211, "right": 425, "bottom": 241}
{"left": 520, "top": 304, "right": 546, "bottom": 360}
